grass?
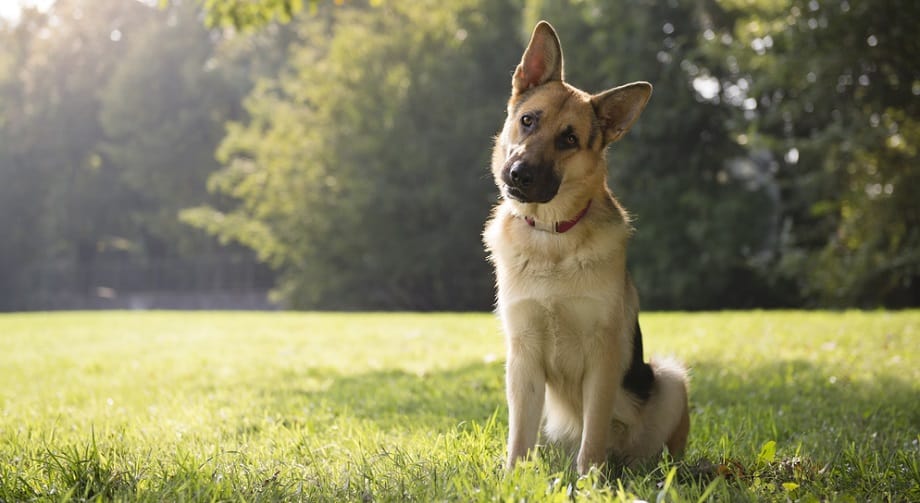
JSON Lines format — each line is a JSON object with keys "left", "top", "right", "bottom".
{"left": 0, "top": 310, "right": 917, "bottom": 502}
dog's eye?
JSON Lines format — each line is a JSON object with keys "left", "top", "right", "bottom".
{"left": 520, "top": 114, "right": 534, "bottom": 128}
{"left": 556, "top": 130, "right": 579, "bottom": 150}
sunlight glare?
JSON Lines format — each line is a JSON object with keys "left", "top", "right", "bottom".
{"left": 0, "top": 0, "right": 55, "bottom": 21}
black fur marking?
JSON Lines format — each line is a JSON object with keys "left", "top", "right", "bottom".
{"left": 622, "top": 320, "right": 654, "bottom": 401}
{"left": 587, "top": 121, "right": 601, "bottom": 150}
{"left": 555, "top": 125, "right": 578, "bottom": 150}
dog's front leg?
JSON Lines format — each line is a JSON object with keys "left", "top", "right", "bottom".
{"left": 577, "top": 349, "right": 619, "bottom": 474}
{"left": 505, "top": 348, "right": 545, "bottom": 470}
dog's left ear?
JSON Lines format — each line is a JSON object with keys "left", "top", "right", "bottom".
{"left": 591, "top": 82, "right": 653, "bottom": 144}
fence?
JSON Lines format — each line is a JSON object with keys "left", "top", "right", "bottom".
{"left": 20, "top": 255, "right": 278, "bottom": 310}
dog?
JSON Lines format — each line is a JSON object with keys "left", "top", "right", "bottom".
{"left": 482, "top": 21, "right": 690, "bottom": 475}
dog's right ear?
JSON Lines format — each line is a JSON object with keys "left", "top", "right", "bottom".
{"left": 512, "top": 21, "right": 563, "bottom": 96}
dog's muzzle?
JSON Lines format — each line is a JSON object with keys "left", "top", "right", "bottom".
{"left": 501, "top": 159, "right": 560, "bottom": 203}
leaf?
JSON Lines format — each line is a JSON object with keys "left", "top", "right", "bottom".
{"left": 782, "top": 482, "right": 799, "bottom": 491}
{"left": 656, "top": 467, "right": 677, "bottom": 503}
{"left": 757, "top": 440, "right": 777, "bottom": 465}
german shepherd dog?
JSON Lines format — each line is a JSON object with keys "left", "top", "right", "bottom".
{"left": 483, "top": 21, "right": 690, "bottom": 475}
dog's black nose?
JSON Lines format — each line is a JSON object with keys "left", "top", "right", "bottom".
{"left": 509, "top": 161, "right": 533, "bottom": 188}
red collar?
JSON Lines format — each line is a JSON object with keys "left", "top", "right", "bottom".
{"left": 524, "top": 200, "right": 592, "bottom": 233}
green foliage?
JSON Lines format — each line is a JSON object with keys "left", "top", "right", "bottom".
{"left": 1, "top": 0, "right": 917, "bottom": 309}
{"left": 187, "top": 0, "right": 519, "bottom": 309}
{"left": 162, "top": 0, "right": 385, "bottom": 30}
{"left": 198, "top": 0, "right": 307, "bottom": 29}
{"left": 0, "top": 0, "right": 155, "bottom": 306}
{"left": 98, "top": 1, "right": 244, "bottom": 257}
{"left": 0, "top": 311, "right": 917, "bottom": 500}
{"left": 704, "top": 0, "right": 920, "bottom": 306}
{"left": 0, "top": 0, "right": 265, "bottom": 308}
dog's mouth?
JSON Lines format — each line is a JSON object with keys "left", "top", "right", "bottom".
{"left": 503, "top": 184, "right": 558, "bottom": 204}
{"left": 503, "top": 185, "right": 529, "bottom": 202}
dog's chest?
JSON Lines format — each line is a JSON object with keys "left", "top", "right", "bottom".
{"left": 539, "top": 295, "right": 604, "bottom": 383}
{"left": 507, "top": 254, "right": 617, "bottom": 351}
{"left": 496, "top": 224, "right": 629, "bottom": 368}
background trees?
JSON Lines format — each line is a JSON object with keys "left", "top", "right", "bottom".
{"left": 183, "top": 0, "right": 519, "bottom": 309}
{"left": 0, "top": 0, "right": 154, "bottom": 308}
{"left": 0, "top": 0, "right": 266, "bottom": 309}
{"left": 709, "top": 0, "right": 920, "bottom": 307}
{"left": 0, "top": 0, "right": 916, "bottom": 310}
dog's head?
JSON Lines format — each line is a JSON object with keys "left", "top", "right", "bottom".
{"left": 492, "top": 21, "right": 652, "bottom": 215}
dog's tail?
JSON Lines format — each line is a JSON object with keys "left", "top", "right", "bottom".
{"left": 652, "top": 356, "right": 691, "bottom": 456}
{"left": 623, "top": 356, "right": 690, "bottom": 462}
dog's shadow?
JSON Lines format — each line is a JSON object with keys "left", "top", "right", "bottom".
{"left": 235, "top": 354, "right": 920, "bottom": 501}
{"left": 252, "top": 356, "right": 917, "bottom": 476}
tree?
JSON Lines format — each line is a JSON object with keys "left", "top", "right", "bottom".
{"left": 0, "top": 10, "right": 48, "bottom": 309}
{"left": 0, "top": 0, "right": 154, "bottom": 304}
{"left": 98, "top": 1, "right": 249, "bottom": 258}
{"left": 706, "top": 0, "right": 920, "bottom": 306}
{"left": 183, "top": 0, "right": 521, "bottom": 309}
{"left": 0, "top": 0, "right": 271, "bottom": 309}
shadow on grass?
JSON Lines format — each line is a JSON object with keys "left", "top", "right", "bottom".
{"left": 683, "top": 358, "right": 919, "bottom": 497}
{"left": 688, "top": 358, "right": 919, "bottom": 454}
{"left": 258, "top": 361, "right": 507, "bottom": 432}
{"left": 259, "top": 357, "right": 917, "bottom": 444}
{"left": 249, "top": 355, "right": 920, "bottom": 455}
{"left": 244, "top": 357, "right": 918, "bottom": 498}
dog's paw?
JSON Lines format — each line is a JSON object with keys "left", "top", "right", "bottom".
{"left": 576, "top": 448, "right": 607, "bottom": 475}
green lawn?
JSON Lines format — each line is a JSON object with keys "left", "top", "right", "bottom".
{"left": 0, "top": 311, "right": 917, "bottom": 501}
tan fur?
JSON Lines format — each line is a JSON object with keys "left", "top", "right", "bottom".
{"left": 483, "top": 21, "right": 689, "bottom": 474}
